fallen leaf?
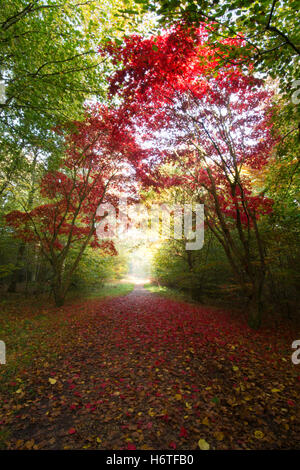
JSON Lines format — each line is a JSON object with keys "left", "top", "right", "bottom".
{"left": 254, "top": 430, "right": 264, "bottom": 439}
{"left": 198, "top": 439, "right": 210, "bottom": 450}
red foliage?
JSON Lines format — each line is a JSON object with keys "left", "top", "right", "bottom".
{"left": 5, "top": 105, "right": 160, "bottom": 254}
{"left": 103, "top": 24, "right": 278, "bottom": 226}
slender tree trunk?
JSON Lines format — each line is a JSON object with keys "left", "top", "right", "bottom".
{"left": 7, "top": 151, "right": 38, "bottom": 293}
{"left": 7, "top": 242, "right": 25, "bottom": 292}
{"left": 52, "top": 270, "right": 66, "bottom": 307}
{"left": 247, "top": 271, "right": 265, "bottom": 329}
{"left": 53, "top": 288, "right": 65, "bottom": 307}
{"left": 31, "top": 243, "right": 40, "bottom": 282}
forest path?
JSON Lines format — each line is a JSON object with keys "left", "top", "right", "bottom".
{"left": 1, "top": 288, "right": 298, "bottom": 450}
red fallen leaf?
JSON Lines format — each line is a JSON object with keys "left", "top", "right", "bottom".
{"left": 161, "top": 413, "right": 170, "bottom": 422}
{"left": 169, "top": 442, "right": 177, "bottom": 449}
{"left": 287, "top": 400, "right": 295, "bottom": 406}
{"left": 127, "top": 443, "right": 136, "bottom": 450}
{"left": 179, "top": 426, "right": 188, "bottom": 438}
{"left": 68, "top": 428, "right": 76, "bottom": 435}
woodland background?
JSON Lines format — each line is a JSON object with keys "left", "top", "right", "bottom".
{"left": 0, "top": 0, "right": 299, "bottom": 328}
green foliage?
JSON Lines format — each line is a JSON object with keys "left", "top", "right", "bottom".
{"left": 67, "top": 246, "right": 128, "bottom": 292}
{"left": 141, "top": 0, "right": 300, "bottom": 104}
{"left": 151, "top": 233, "right": 244, "bottom": 303}
{"left": 0, "top": 0, "right": 143, "bottom": 189}
{"left": 0, "top": 0, "right": 143, "bottom": 299}
{"left": 0, "top": 1, "right": 299, "bottom": 320}
{"left": 144, "top": 282, "right": 195, "bottom": 303}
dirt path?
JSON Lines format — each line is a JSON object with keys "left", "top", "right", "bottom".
{"left": 1, "top": 288, "right": 299, "bottom": 450}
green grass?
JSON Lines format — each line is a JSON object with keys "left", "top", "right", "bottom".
{"left": 68, "top": 282, "right": 134, "bottom": 301}
{"left": 143, "top": 283, "right": 195, "bottom": 303}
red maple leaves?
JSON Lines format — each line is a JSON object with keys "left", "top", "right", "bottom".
{"left": 5, "top": 105, "right": 163, "bottom": 305}
{"left": 102, "top": 23, "right": 279, "bottom": 326}
{"left": 103, "top": 24, "right": 277, "bottom": 226}
{"left": 5, "top": 105, "right": 160, "bottom": 255}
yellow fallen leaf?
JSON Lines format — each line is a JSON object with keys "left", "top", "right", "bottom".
{"left": 198, "top": 439, "right": 210, "bottom": 450}
{"left": 15, "top": 389, "right": 23, "bottom": 394}
{"left": 49, "top": 378, "right": 57, "bottom": 385}
{"left": 214, "top": 431, "right": 224, "bottom": 441}
{"left": 25, "top": 440, "right": 34, "bottom": 450}
{"left": 185, "top": 402, "right": 192, "bottom": 409}
{"left": 96, "top": 437, "right": 102, "bottom": 443}
{"left": 175, "top": 394, "right": 182, "bottom": 400}
{"left": 271, "top": 388, "right": 280, "bottom": 393}
{"left": 233, "top": 366, "right": 239, "bottom": 372}
{"left": 254, "top": 430, "right": 264, "bottom": 439}
{"left": 202, "top": 417, "right": 209, "bottom": 426}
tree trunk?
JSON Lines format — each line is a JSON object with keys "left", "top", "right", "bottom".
{"left": 52, "top": 269, "right": 66, "bottom": 307}
{"left": 7, "top": 242, "right": 25, "bottom": 292}
{"left": 7, "top": 151, "right": 38, "bottom": 293}
{"left": 247, "top": 273, "right": 265, "bottom": 329}
{"left": 248, "top": 295, "right": 263, "bottom": 329}
{"left": 52, "top": 284, "right": 66, "bottom": 307}
{"left": 53, "top": 292, "right": 65, "bottom": 307}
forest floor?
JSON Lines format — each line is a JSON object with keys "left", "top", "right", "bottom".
{"left": 0, "top": 283, "right": 299, "bottom": 450}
